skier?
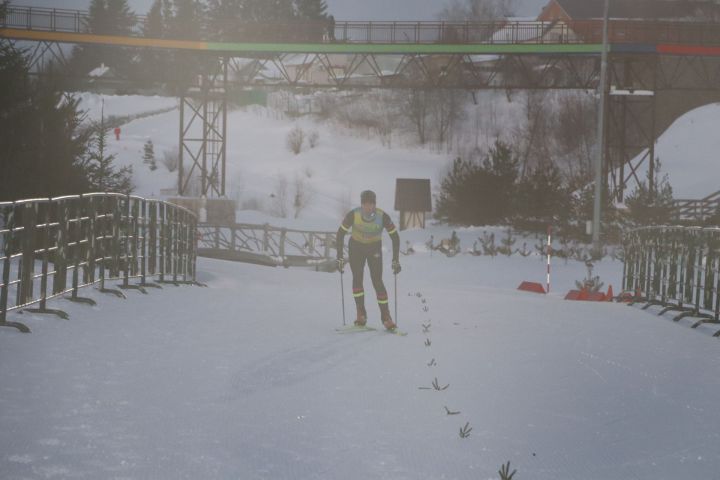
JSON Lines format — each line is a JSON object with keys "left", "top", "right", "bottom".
{"left": 336, "top": 190, "right": 401, "bottom": 330}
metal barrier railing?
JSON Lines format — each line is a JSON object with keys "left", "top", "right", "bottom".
{"left": 672, "top": 190, "right": 720, "bottom": 223}
{"left": 623, "top": 226, "right": 720, "bottom": 331}
{"left": 4, "top": 5, "right": 720, "bottom": 46}
{"left": 0, "top": 193, "right": 198, "bottom": 333}
{"left": 197, "top": 223, "right": 342, "bottom": 268}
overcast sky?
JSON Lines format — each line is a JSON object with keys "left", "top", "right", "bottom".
{"left": 12, "top": 0, "right": 549, "bottom": 20}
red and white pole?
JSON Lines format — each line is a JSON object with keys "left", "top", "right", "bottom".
{"left": 546, "top": 226, "right": 552, "bottom": 293}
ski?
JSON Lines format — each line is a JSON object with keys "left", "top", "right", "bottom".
{"left": 336, "top": 325, "right": 377, "bottom": 334}
{"left": 384, "top": 328, "right": 408, "bottom": 337}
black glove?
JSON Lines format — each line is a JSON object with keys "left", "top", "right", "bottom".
{"left": 336, "top": 257, "right": 345, "bottom": 273}
{"left": 392, "top": 260, "right": 401, "bottom": 275}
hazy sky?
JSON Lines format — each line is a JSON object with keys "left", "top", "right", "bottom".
{"left": 12, "top": 0, "right": 549, "bottom": 20}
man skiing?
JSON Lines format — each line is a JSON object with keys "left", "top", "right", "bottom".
{"left": 336, "top": 190, "right": 401, "bottom": 330}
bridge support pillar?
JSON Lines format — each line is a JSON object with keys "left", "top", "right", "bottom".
{"left": 178, "top": 57, "right": 228, "bottom": 198}
{"left": 606, "top": 55, "right": 658, "bottom": 202}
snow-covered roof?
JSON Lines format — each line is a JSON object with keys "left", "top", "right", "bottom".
{"left": 88, "top": 63, "right": 111, "bottom": 78}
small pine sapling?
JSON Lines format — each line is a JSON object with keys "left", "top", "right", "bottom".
{"left": 480, "top": 231, "right": 497, "bottom": 257}
{"left": 143, "top": 139, "right": 157, "bottom": 171}
{"left": 498, "top": 228, "right": 516, "bottom": 256}
{"left": 575, "top": 259, "right": 605, "bottom": 293}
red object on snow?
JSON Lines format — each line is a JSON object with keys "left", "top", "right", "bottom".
{"left": 517, "top": 281, "right": 546, "bottom": 294}
{"left": 606, "top": 285, "right": 614, "bottom": 301}
{"left": 114, "top": 127, "right": 121, "bottom": 140}
{"left": 565, "top": 290, "right": 582, "bottom": 300}
{"left": 565, "top": 287, "right": 607, "bottom": 302}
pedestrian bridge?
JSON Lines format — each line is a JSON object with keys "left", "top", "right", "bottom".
{"left": 197, "top": 223, "right": 343, "bottom": 270}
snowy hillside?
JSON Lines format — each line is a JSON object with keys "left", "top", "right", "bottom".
{"left": 2, "top": 254, "right": 719, "bottom": 479}
{"left": 636, "top": 102, "right": 720, "bottom": 199}
{"left": 87, "top": 92, "right": 720, "bottom": 222}
{"left": 2, "top": 92, "right": 720, "bottom": 479}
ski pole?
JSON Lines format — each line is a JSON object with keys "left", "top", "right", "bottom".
{"left": 394, "top": 272, "right": 398, "bottom": 327}
{"left": 340, "top": 269, "right": 346, "bottom": 327}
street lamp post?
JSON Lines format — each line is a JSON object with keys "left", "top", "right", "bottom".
{"left": 593, "top": 0, "right": 611, "bottom": 258}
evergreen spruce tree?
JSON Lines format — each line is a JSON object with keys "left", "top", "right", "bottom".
{"left": 144, "top": 0, "right": 164, "bottom": 37}
{"left": 516, "top": 162, "right": 571, "bottom": 227}
{"left": 164, "top": 0, "right": 209, "bottom": 90}
{"left": 139, "top": 0, "right": 167, "bottom": 84}
{"left": 242, "top": 0, "right": 295, "bottom": 21}
{"left": 295, "top": 0, "right": 328, "bottom": 19}
{"left": 435, "top": 140, "right": 520, "bottom": 226}
{"left": 143, "top": 139, "right": 157, "bottom": 171}
{"left": 69, "top": 0, "right": 137, "bottom": 78}
{"left": 294, "top": 0, "right": 330, "bottom": 41}
{"left": 162, "top": 0, "right": 175, "bottom": 35}
{"left": 625, "top": 159, "right": 674, "bottom": 226}
{"left": 1, "top": 43, "right": 90, "bottom": 200}
{"left": 207, "top": 0, "right": 244, "bottom": 40}
{"left": 84, "top": 105, "right": 134, "bottom": 193}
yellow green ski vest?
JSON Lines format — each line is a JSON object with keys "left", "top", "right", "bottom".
{"left": 350, "top": 208, "right": 386, "bottom": 244}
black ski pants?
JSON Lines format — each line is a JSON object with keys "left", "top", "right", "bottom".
{"left": 349, "top": 239, "right": 388, "bottom": 311}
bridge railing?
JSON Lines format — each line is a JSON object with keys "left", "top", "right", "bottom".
{"left": 197, "top": 223, "right": 343, "bottom": 268}
{"left": 5, "top": 5, "right": 720, "bottom": 46}
{"left": 0, "top": 194, "right": 197, "bottom": 333}
{"left": 672, "top": 190, "right": 720, "bottom": 223}
{"left": 623, "top": 226, "right": 720, "bottom": 326}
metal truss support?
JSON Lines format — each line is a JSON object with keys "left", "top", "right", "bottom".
{"left": 606, "top": 55, "right": 658, "bottom": 202}
{"left": 26, "top": 40, "right": 69, "bottom": 73}
{"left": 178, "top": 57, "right": 229, "bottom": 198}
{"left": 227, "top": 52, "right": 602, "bottom": 91}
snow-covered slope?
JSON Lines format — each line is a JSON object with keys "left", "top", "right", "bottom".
{"left": 93, "top": 92, "right": 720, "bottom": 219}
{"left": 95, "top": 94, "right": 450, "bottom": 227}
{"left": 1, "top": 255, "right": 718, "bottom": 480}
{"left": 643, "top": 102, "right": 720, "bottom": 199}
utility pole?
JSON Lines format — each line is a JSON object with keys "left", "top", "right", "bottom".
{"left": 593, "top": 0, "right": 610, "bottom": 258}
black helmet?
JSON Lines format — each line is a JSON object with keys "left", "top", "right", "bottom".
{"left": 360, "top": 190, "right": 376, "bottom": 205}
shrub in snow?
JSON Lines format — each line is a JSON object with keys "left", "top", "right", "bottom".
{"left": 240, "top": 197, "right": 261, "bottom": 211}
{"left": 497, "top": 228, "right": 516, "bottom": 256}
{"left": 162, "top": 148, "right": 179, "bottom": 173}
{"left": 575, "top": 260, "right": 604, "bottom": 293}
{"left": 293, "top": 175, "right": 314, "bottom": 219}
{"left": 286, "top": 126, "right": 304, "bottom": 155}
{"left": 271, "top": 175, "right": 289, "bottom": 218}
{"left": 479, "top": 231, "right": 497, "bottom": 256}
{"left": 308, "top": 130, "right": 320, "bottom": 148}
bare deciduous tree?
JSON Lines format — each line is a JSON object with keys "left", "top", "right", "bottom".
{"left": 308, "top": 130, "right": 320, "bottom": 148}
{"left": 271, "top": 174, "right": 289, "bottom": 218}
{"left": 438, "top": 0, "right": 515, "bottom": 22}
{"left": 293, "top": 174, "right": 315, "bottom": 219}
{"left": 286, "top": 126, "right": 304, "bottom": 155}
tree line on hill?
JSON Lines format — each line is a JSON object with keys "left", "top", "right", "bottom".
{"left": 434, "top": 138, "right": 678, "bottom": 240}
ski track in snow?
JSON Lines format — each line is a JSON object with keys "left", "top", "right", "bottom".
{"left": 2, "top": 253, "right": 720, "bottom": 479}
{"left": 3, "top": 93, "right": 720, "bottom": 478}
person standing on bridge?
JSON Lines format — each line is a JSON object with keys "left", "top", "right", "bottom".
{"left": 336, "top": 190, "right": 401, "bottom": 330}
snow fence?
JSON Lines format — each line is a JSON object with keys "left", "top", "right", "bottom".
{"left": 623, "top": 226, "right": 720, "bottom": 330}
{"left": 0, "top": 194, "right": 198, "bottom": 332}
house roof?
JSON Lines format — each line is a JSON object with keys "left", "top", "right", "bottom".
{"left": 395, "top": 179, "right": 432, "bottom": 212}
{"left": 551, "top": 0, "right": 719, "bottom": 20}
